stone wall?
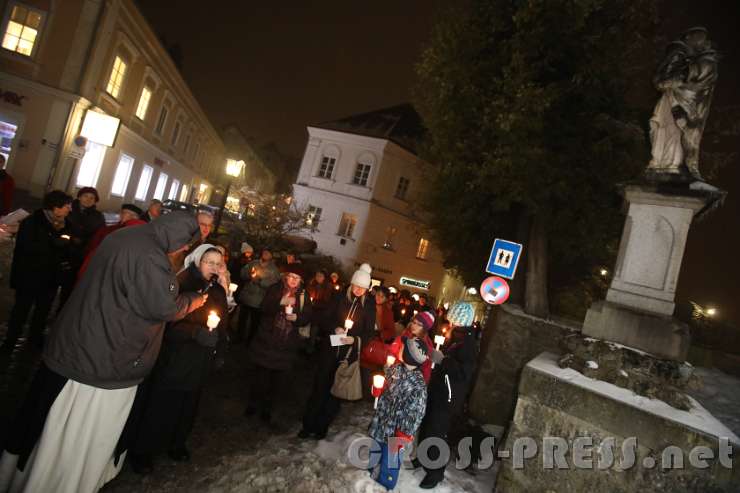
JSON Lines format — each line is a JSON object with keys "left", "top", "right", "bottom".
{"left": 495, "top": 353, "right": 740, "bottom": 492}
{"left": 469, "top": 304, "right": 581, "bottom": 426}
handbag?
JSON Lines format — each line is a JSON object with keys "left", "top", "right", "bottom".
{"left": 331, "top": 336, "right": 363, "bottom": 401}
{"left": 361, "top": 337, "right": 389, "bottom": 367}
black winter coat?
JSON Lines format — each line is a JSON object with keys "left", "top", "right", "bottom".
{"left": 317, "top": 288, "right": 376, "bottom": 367}
{"left": 9, "top": 209, "right": 71, "bottom": 290}
{"left": 420, "top": 326, "right": 477, "bottom": 437}
{"left": 151, "top": 265, "right": 229, "bottom": 390}
{"left": 66, "top": 199, "right": 105, "bottom": 266}
{"left": 248, "top": 281, "right": 313, "bottom": 371}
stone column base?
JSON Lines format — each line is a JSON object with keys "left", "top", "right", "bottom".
{"left": 582, "top": 300, "right": 689, "bottom": 361}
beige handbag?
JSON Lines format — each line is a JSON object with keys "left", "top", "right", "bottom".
{"left": 331, "top": 336, "right": 363, "bottom": 401}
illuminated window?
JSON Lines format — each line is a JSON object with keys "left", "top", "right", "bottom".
{"left": 179, "top": 184, "right": 189, "bottom": 202}
{"left": 416, "top": 238, "right": 430, "bottom": 260}
{"left": 155, "top": 105, "right": 168, "bottom": 135}
{"left": 317, "top": 156, "right": 335, "bottom": 179}
{"left": 306, "top": 205, "right": 322, "bottom": 230}
{"left": 135, "top": 87, "right": 152, "bottom": 120}
{"left": 106, "top": 56, "right": 128, "bottom": 99}
{"left": 153, "top": 172, "right": 168, "bottom": 200}
{"left": 134, "top": 165, "right": 153, "bottom": 201}
{"left": 395, "top": 177, "right": 410, "bottom": 200}
{"left": 76, "top": 141, "right": 107, "bottom": 188}
{"left": 168, "top": 179, "right": 180, "bottom": 200}
{"left": 2, "top": 4, "right": 42, "bottom": 57}
{"left": 110, "top": 153, "right": 135, "bottom": 197}
{"left": 171, "top": 120, "right": 181, "bottom": 146}
{"left": 337, "top": 213, "right": 357, "bottom": 238}
{"left": 383, "top": 226, "right": 397, "bottom": 250}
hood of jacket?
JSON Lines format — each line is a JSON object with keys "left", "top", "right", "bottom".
{"left": 150, "top": 211, "right": 200, "bottom": 253}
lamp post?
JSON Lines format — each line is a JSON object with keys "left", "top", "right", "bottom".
{"left": 214, "top": 158, "right": 244, "bottom": 234}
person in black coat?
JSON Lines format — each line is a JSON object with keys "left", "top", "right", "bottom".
{"left": 413, "top": 303, "right": 477, "bottom": 489}
{"left": 299, "top": 263, "right": 376, "bottom": 440}
{"left": 57, "top": 187, "right": 105, "bottom": 310}
{"left": 1, "top": 190, "right": 72, "bottom": 351}
{"left": 245, "top": 264, "right": 312, "bottom": 426}
{"left": 128, "top": 244, "right": 229, "bottom": 473}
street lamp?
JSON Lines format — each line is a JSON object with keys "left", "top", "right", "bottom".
{"left": 214, "top": 158, "right": 244, "bottom": 233}
{"left": 705, "top": 307, "right": 717, "bottom": 317}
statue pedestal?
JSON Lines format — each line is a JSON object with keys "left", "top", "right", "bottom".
{"left": 583, "top": 182, "right": 724, "bottom": 361}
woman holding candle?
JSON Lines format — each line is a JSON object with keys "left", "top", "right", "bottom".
{"left": 389, "top": 310, "right": 436, "bottom": 384}
{"left": 128, "top": 244, "right": 229, "bottom": 473}
{"left": 299, "top": 263, "right": 376, "bottom": 440}
{"left": 244, "top": 264, "right": 313, "bottom": 427}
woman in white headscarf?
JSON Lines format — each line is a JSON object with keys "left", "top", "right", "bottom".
{"left": 127, "top": 244, "right": 229, "bottom": 474}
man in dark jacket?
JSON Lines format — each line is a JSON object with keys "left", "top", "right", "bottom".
{"left": 1, "top": 190, "right": 72, "bottom": 351}
{"left": 57, "top": 186, "right": 105, "bottom": 310}
{"left": 0, "top": 212, "right": 207, "bottom": 493}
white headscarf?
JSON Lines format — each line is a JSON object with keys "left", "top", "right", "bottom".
{"left": 179, "top": 243, "right": 217, "bottom": 274}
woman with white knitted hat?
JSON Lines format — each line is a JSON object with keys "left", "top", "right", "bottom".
{"left": 299, "top": 263, "right": 377, "bottom": 440}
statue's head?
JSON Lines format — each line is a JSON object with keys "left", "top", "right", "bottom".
{"left": 683, "top": 26, "right": 710, "bottom": 49}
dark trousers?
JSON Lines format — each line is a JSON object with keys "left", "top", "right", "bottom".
{"left": 248, "top": 365, "right": 284, "bottom": 415}
{"left": 417, "top": 400, "right": 452, "bottom": 483}
{"left": 302, "top": 357, "right": 341, "bottom": 436}
{"left": 237, "top": 305, "right": 261, "bottom": 346}
{"left": 133, "top": 386, "right": 202, "bottom": 455}
{"left": 4, "top": 286, "right": 57, "bottom": 346}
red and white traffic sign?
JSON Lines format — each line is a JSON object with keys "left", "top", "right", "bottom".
{"left": 479, "top": 276, "right": 510, "bottom": 305}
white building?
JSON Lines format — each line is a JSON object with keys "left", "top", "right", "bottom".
{"left": 292, "top": 104, "right": 457, "bottom": 301}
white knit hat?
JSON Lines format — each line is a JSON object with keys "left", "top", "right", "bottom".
{"left": 240, "top": 242, "right": 253, "bottom": 254}
{"left": 350, "top": 263, "right": 372, "bottom": 289}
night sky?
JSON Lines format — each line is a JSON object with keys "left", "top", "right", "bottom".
{"left": 138, "top": 1, "right": 740, "bottom": 326}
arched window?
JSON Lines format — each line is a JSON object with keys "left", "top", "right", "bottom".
{"left": 352, "top": 152, "right": 375, "bottom": 186}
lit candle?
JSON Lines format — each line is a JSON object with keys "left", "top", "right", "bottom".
{"left": 61, "top": 234, "right": 70, "bottom": 240}
{"left": 386, "top": 355, "right": 396, "bottom": 367}
{"left": 335, "top": 284, "right": 340, "bottom": 291}
{"left": 413, "top": 310, "right": 418, "bottom": 316}
{"left": 344, "top": 319, "right": 354, "bottom": 330}
{"left": 372, "top": 374, "right": 385, "bottom": 409}
{"left": 285, "top": 305, "right": 294, "bottom": 315}
{"left": 432, "top": 334, "right": 446, "bottom": 369}
{"left": 229, "top": 283, "right": 238, "bottom": 294}
{"left": 207, "top": 311, "right": 220, "bottom": 331}
{"left": 401, "top": 308, "right": 406, "bottom": 316}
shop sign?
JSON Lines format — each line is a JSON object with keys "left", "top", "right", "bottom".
{"left": 399, "top": 276, "right": 431, "bottom": 290}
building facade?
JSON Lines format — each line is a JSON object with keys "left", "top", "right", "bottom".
{"left": 292, "top": 104, "right": 457, "bottom": 301}
{"left": 0, "top": 0, "right": 224, "bottom": 211}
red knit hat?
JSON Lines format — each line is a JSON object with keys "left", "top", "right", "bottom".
{"left": 413, "top": 310, "right": 435, "bottom": 331}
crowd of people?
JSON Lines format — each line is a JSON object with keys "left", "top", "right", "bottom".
{"left": 0, "top": 187, "right": 479, "bottom": 492}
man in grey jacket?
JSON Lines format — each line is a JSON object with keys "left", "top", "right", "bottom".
{"left": 0, "top": 212, "right": 207, "bottom": 493}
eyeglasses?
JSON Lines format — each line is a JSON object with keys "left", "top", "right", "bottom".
{"left": 201, "top": 261, "right": 224, "bottom": 268}
{"left": 285, "top": 274, "right": 301, "bottom": 281}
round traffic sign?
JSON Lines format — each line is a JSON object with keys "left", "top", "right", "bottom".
{"left": 480, "top": 276, "right": 510, "bottom": 305}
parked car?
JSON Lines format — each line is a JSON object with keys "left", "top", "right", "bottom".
{"left": 161, "top": 200, "right": 196, "bottom": 214}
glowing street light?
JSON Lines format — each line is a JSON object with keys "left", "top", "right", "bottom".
{"left": 600, "top": 268, "right": 608, "bottom": 277}
{"left": 705, "top": 307, "right": 717, "bottom": 317}
{"left": 214, "top": 159, "right": 245, "bottom": 233}
{"left": 467, "top": 287, "right": 477, "bottom": 295}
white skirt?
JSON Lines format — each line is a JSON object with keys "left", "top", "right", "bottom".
{"left": 0, "top": 379, "right": 136, "bottom": 493}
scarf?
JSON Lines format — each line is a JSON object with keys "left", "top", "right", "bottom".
{"left": 274, "top": 279, "right": 299, "bottom": 340}
{"left": 43, "top": 209, "right": 66, "bottom": 231}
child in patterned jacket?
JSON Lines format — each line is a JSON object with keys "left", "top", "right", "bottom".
{"left": 367, "top": 336, "right": 429, "bottom": 490}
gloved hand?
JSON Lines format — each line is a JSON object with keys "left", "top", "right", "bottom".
{"left": 195, "top": 326, "right": 218, "bottom": 348}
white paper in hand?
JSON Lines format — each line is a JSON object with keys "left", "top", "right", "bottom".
{"left": 330, "top": 334, "right": 348, "bottom": 347}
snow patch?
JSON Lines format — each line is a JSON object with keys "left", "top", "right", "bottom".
{"left": 585, "top": 361, "right": 599, "bottom": 369}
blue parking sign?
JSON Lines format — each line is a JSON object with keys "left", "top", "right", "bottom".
{"left": 485, "top": 239, "right": 523, "bottom": 280}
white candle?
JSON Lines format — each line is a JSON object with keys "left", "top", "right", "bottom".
{"left": 386, "top": 355, "right": 396, "bottom": 367}
{"left": 285, "top": 305, "right": 293, "bottom": 315}
{"left": 373, "top": 374, "right": 385, "bottom": 389}
{"left": 344, "top": 319, "right": 354, "bottom": 330}
{"left": 60, "top": 234, "right": 70, "bottom": 240}
{"left": 434, "top": 335, "right": 446, "bottom": 348}
{"left": 207, "top": 311, "right": 220, "bottom": 330}
{"left": 229, "top": 283, "right": 238, "bottom": 294}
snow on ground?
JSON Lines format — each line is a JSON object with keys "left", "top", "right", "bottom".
{"left": 529, "top": 352, "right": 740, "bottom": 444}
{"left": 687, "top": 366, "right": 740, "bottom": 439}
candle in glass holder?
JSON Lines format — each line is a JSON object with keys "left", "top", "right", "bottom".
{"left": 434, "top": 335, "right": 446, "bottom": 348}
{"left": 344, "top": 319, "right": 354, "bottom": 330}
{"left": 386, "top": 355, "right": 396, "bottom": 367}
{"left": 228, "top": 283, "right": 238, "bottom": 294}
{"left": 372, "top": 374, "right": 385, "bottom": 409}
{"left": 285, "top": 305, "right": 294, "bottom": 315}
{"left": 207, "top": 311, "right": 220, "bottom": 331}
